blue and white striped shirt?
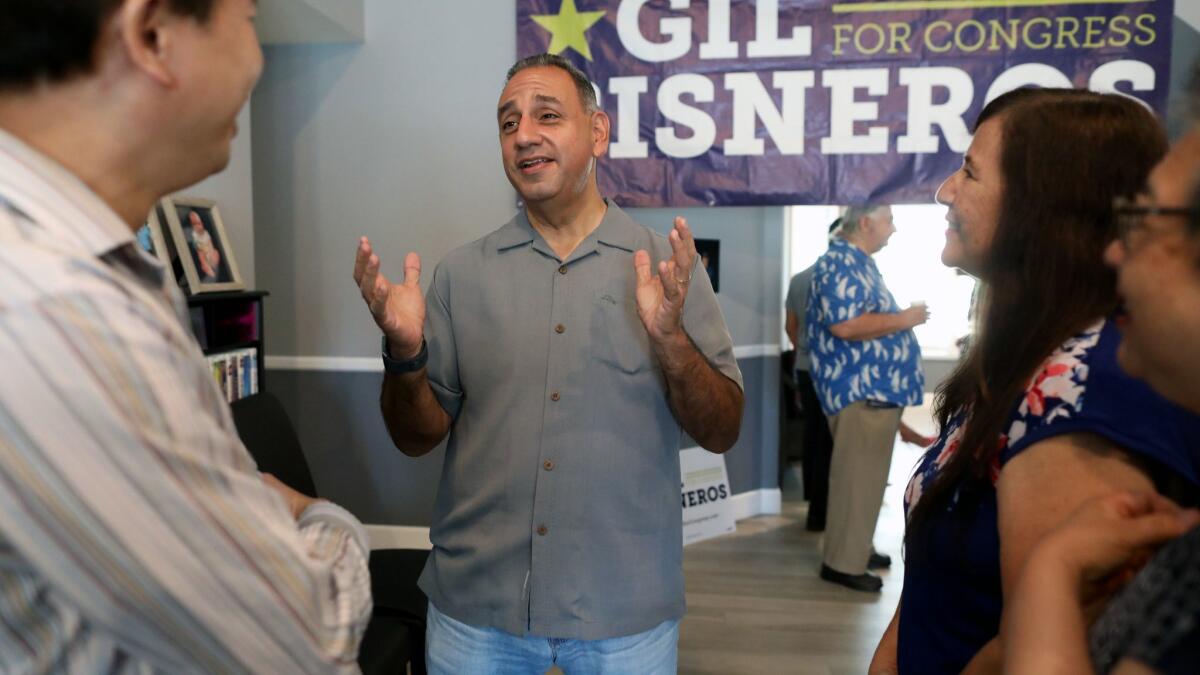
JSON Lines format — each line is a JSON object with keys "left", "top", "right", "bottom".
{"left": 0, "top": 129, "right": 371, "bottom": 673}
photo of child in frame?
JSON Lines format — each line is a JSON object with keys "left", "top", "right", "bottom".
{"left": 161, "top": 196, "right": 244, "bottom": 295}
{"left": 177, "top": 205, "right": 233, "bottom": 284}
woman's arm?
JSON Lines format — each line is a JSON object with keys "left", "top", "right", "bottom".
{"left": 869, "top": 601, "right": 901, "bottom": 675}
{"left": 996, "top": 433, "right": 1157, "bottom": 600}
{"left": 983, "top": 432, "right": 1164, "bottom": 669}
{"left": 962, "top": 638, "right": 1003, "bottom": 674}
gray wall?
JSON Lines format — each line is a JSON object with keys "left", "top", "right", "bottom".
{"left": 252, "top": 0, "right": 784, "bottom": 525}
{"left": 269, "top": 356, "right": 779, "bottom": 525}
{"left": 251, "top": 1, "right": 516, "bottom": 358}
{"left": 260, "top": 203, "right": 786, "bottom": 525}
{"left": 251, "top": 2, "right": 1200, "bottom": 526}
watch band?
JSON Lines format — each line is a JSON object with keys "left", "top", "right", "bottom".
{"left": 381, "top": 336, "right": 428, "bottom": 374}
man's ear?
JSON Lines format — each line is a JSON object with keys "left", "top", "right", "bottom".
{"left": 858, "top": 215, "right": 872, "bottom": 237}
{"left": 114, "top": 0, "right": 178, "bottom": 87}
{"left": 591, "top": 109, "right": 611, "bottom": 158}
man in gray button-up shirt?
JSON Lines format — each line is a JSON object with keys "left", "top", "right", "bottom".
{"left": 354, "top": 54, "right": 744, "bottom": 673}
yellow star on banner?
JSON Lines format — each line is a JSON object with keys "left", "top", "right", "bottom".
{"left": 531, "top": 0, "right": 606, "bottom": 61}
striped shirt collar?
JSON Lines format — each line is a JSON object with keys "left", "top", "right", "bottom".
{"left": 0, "top": 127, "right": 135, "bottom": 257}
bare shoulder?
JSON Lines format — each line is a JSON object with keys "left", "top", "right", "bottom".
{"left": 1002, "top": 432, "right": 1142, "bottom": 479}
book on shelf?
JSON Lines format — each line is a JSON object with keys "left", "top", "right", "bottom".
{"left": 205, "top": 347, "right": 258, "bottom": 403}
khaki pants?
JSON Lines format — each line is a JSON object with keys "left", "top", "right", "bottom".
{"left": 823, "top": 400, "right": 903, "bottom": 575}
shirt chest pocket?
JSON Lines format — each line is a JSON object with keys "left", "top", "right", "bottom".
{"left": 591, "top": 288, "right": 656, "bottom": 375}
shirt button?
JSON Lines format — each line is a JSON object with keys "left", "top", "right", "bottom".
{"left": 543, "top": 460, "right": 555, "bottom": 471}
{"left": 558, "top": 265, "right": 568, "bottom": 275}
{"left": 537, "top": 525, "right": 548, "bottom": 536}
{"left": 550, "top": 391, "right": 560, "bottom": 402}
{"left": 555, "top": 324, "right": 566, "bottom": 334}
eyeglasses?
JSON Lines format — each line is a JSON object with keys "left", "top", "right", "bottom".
{"left": 1112, "top": 196, "right": 1198, "bottom": 249}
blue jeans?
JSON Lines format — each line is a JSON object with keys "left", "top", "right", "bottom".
{"left": 426, "top": 602, "right": 679, "bottom": 675}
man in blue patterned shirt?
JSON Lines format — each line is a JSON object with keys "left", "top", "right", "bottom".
{"left": 807, "top": 205, "right": 928, "bottom": 591}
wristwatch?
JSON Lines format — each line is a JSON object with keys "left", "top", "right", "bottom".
{"left": 381, "top": 336, "right": 428, "bottom": 374}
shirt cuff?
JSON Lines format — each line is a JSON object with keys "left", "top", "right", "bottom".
{"left": 297, "top": 501, "right": 370, "bottom": 554}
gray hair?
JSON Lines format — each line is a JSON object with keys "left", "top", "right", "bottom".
{"left": 839, "top": 205, "right": 887, "bottom": 237}
{"left": 506, "top": 53, "right": 599, "bottom": 114}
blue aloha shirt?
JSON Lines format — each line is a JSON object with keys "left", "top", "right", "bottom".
{"left": 806, "top": 237, "right": 924, "bottom": 417}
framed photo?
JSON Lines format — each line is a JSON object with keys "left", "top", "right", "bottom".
{"left": 162, "top": 196, "right": 243, "bottom": 294}
{"left": 694, "top": 238, "right": 720, "bottom": 293}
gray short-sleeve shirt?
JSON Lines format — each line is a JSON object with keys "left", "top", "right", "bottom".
{"left": 417, "top": 200, "right": 742, "bottom": 640}
{"left": 784, "top": 264, "right": 816, "bottom": 370}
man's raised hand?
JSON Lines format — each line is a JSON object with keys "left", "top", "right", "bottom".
{"left": 634, "top": 216, "right": 697, "bottom": 342}
{"left": 353, "top": 237, "right": 425, "bottom": 359}
{"left": 901, "top": 303, "right": 931, "bottom": 329}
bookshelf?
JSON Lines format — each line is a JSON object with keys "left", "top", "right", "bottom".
{"left": 187, "top": 290, "right": 268, "bottom": 400}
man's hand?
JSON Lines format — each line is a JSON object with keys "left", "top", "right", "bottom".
{"left": 899, "top": 303, "right": 931, "bottom": 329}
{"left": 634, "top": 216, "right": 696, "bottom": 343}
{"left": 353, "top": 237, "right": 425, "bottom": 359}
{"left": 829, "top": 304, "right": 931, "bottom": 342}
{"left": 262, "top": 473, "right": 322, "bottom": 520}
{"left": 899, "top": 421, "right": 935, "bottom": 447}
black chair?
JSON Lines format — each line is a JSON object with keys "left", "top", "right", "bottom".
{"left": 779, "top": 349, "right": 804, "bottom": 487}
{"left": 230, "top": 392, "right": 429, "bottom": 675}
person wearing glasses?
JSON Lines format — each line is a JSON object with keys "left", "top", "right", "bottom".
{"left": 1003, "top": 127, "right": 1200, "bottom": 674}
{"left": 869, "top": 88, "right": 1200, "bottom": 675}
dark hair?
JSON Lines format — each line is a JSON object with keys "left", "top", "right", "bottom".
{"left": 0, "top": 0, "right": 216, "bottom": 92}
{"left": 506, "top": 53, "right": 598, "bottom": 113}
{"left": 905, "top": 88, "right": 1168, "bottom": 550}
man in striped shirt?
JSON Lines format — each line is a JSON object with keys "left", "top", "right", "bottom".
{"left": 0, "top": 1, "right": 371, "bottom": 672}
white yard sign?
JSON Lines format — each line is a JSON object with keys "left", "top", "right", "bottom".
{"left": 680, "top": 446, "right": 736, "bottom": 545}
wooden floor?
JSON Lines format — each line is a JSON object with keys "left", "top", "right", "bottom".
{"left": 545, "top": 407, "right": 934, "bottom": 674}
{"left": 676, "top": 408, "right": 932, "bottom": 675}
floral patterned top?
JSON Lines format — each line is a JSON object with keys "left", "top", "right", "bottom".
{"left": 897, "top": 318, "right": 1200, "bottom": 675}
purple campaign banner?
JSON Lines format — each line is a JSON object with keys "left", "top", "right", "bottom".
{"left": 516, "top": 0, "right": 1174, "bottom": 207}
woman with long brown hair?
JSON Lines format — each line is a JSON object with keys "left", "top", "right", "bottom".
{"left": 869, "top": 88, "right": 1200, "bottom": 674}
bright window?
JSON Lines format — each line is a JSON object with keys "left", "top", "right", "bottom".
{"left": 785, "top": 204, "right": 976, "bottom": 359}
